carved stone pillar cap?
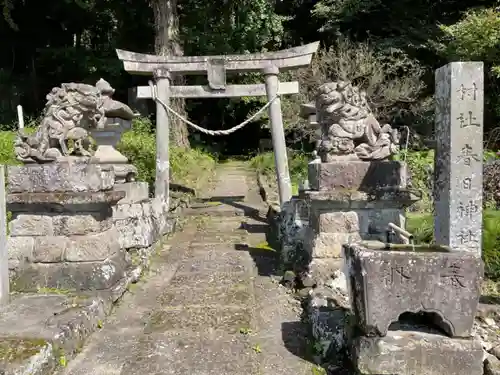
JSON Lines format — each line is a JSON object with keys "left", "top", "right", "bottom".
{"left": 262, "top": 65, "right": 280, "bottom": 75}
{"left": 153, "top": 68, "right": 171, "bottom": 80}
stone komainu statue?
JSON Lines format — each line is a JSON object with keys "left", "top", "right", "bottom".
{"left": 15, "top": 78, "right": 135, "bottom": 163}
{"left": 314, "top": 81, "right": 400, "bottom": 162}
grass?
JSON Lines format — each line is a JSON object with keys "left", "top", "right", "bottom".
{"left": 407, "top": 209, "right": 500, "bottom": 281}
{"left": 250, "top": 150, "right": 308, "bottom": 192}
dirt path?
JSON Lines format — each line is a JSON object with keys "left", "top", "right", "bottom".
{"left": 57, "top": 161, "right": 315, "bottom": 375}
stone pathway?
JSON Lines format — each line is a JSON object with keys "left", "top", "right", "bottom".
{"left": 58, "top": 162, "right": 315, "bottom": 375}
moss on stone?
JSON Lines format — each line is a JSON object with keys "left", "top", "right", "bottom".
{"left": 0, "top": 337, "right": 49, "bottom": 363}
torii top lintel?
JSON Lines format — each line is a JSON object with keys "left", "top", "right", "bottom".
{"left": 115, "top": 42, "right": 320, "bottom": 76}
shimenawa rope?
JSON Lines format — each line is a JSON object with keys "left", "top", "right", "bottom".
{"left": 148, "top": 81, "right": 278, "bottom": 136}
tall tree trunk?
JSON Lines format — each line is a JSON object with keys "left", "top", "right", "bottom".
{"left": 151, "top": 0, "right": 190, "bottom": 148}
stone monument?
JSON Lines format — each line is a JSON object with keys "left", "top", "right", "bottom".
{"left": 8, "top": 80, "right": 137, "bottom": 295}
{"left": 434, "top": 62, "right": 484, "bottom": 255}
{"left": 343, "top": 62, "right": 485, "bottom": 375}
{"left": 301, "top": 81, "right": 418, "bottom": 284}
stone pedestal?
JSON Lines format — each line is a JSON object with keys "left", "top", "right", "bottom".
{"left": 112, "top": 182, "right": 173, "bottom": 250}
{"left": 303, "top": 160, "right": 417, "bottom": 284}
{"left": 345, "top": 242, "right": 484, "bottom": 374}
{"left": 90, "top": 118, "right": 137, "bottom": 183}
{"left": 7, "top": 158, "right": 131, "bottom": 293}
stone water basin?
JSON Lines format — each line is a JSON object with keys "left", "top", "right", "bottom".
{"left": 343, "top": 242, "right": 483, "bottom": 338}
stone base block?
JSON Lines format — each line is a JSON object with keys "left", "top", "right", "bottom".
{"left": 7, "top": 158, "right": 114, "bottom": 193}
{"left": 306, "top": 229, "right": 361, "bottom": 258}
{"left": 308, "top": 284, "right": 351, "bottom": 360}
{"left": 11, "top": 250, "right": 130, "bottom": 292}
{"left": 114, "top": 181, "right": 149, "bottom": 204}
{"left": 353, "top": 331, "right": 484, "bottom": 375}
{"left": 310, "top": 208, "right": 405, "bottom": 238}
{"left": 304, "top": 258, "right": 344, "bottom": 286}
{"left": 9, "top": 211, "right": 113, "bottom": 237}
{"left": 308, "top": 160, "right": 406, "bottom": 191}
{"left": 345, "top": 243, "right": 483, "bottom": 338}
{"left": 113, "top": 197, "right": 172, "bottom": 249}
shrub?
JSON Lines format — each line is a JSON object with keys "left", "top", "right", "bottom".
{"left": 280, "top": 38, "right": 428, "bottom": 140}
{"left": 250, "top": 150, "right": 309, "bottom": 193}
{"left": 117, "top": 117, "right": 216, "bottom": 193}
{"left": 407, "top": 210, "right": 500, "bottom": 281}
{"left": 0, "top": 130, "right": 18, "bottom": 165}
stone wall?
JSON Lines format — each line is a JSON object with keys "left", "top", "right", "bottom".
{"left": 7, "top": 159, "right": 177, "bottom": 298}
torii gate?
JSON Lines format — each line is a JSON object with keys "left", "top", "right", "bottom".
{"left": 116, "top": 42, "right": 319, "bottom": 206}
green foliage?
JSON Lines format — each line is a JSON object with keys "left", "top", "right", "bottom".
{"left": 250, "top": 150, "right": 309, "bottom": 188}
{"left": 117, "top": 117, "right": 216, "bottom": 192}
{"left": 281, "top": 39, "right": 427, "bottom": 140}
{"left": 0, "top": 130, "right": 18, "bottom": 165}
{"left": 407, "top": 210, "right": 500, "bottom": 281}
{"left": 437, "top": 8, "right": 500, "bottom": 76}
{"left": 393, "top": 149, "right": 434, "bottom": 212}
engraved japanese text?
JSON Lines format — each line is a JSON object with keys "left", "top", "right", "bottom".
{"left": 457, "top": 229, "right": 479, "bottom": 245}
{"left": 440, "top": 263, "right": 466, "bottom": 288}
{"left": 456, "top": 144, "right": 480, "bottom": 166}
{"left": 457, "top": 111, "right": 480, "bottom": 128}
{"left": 457, "top": 200, "right": 479, "bottom": 219}
{"left": 382, "top": 266, "right": 411, "bottom": 287}
{"left": 457, "top": 83, "right": 477, "bottom": 101}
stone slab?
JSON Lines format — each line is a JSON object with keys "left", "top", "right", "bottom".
{"left": 304, "top": 189, "right": 420, "bottom": 210}
{"left": 157, "top": 283, "right": 252, "bottom": 307}
{"left": 11, "top": 250, "right": 130, "bottom": 292}
{"left": 353, "top": 330, "right": 484, "bottom": 375}
{"left": 9, "top": 212, "right": 112, "bottom": 237}
{"left": 29, "top": 228, "right": 120, "bottom": 263}
{"left": 308, "top": 160, "right": 407, "bottom": 191}
{"left": 7, "top": 191, "right": 125, "bottom": 213}
{"left": 176, "top": 250, "right": 251, "bottom": 274}
{"left": 344, "top": 243, "right": 483, "bottom": 337}
{"left": 0, "top": 293, "right": 110, "bottom": 375}
{"left": 310, "top": 208, "right": 405, "bottom": 237}
{"left": 143, "top": 306, "right": 253, "bottom": 334}
{"left": 306, "top": 230, "right": 362, "bottom": 258}
{"left": 434, "top": 62, "right": 484, "bottom": 254}
{"left": 114, "top": 181, "right": 149, "bottom": 204}
{"left": 168, "top": 270, "right": 251, "bottom": 290}
{"left": 7, "top": 158, "right": 114, "bottom": 193}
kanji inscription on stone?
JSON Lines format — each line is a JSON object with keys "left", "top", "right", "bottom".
{"left": 434, "top": 62, "right": 484, "bottom": 254}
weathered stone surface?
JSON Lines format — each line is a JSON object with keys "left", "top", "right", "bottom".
{"left": 307, "top": 230, "right": 362, "bottom": 258}
{"left": 31, "top": 229, "right": 120, "bottom": 263}
{"left": 52, "top": 213, "right": 112, "bottom": 236}
{"left": 353, "top": 330, "right": 483, "bottom": 375}
{"left": 7, "top": 158, "right": 114, "bottom": 193}
{"left": 33, "top": 236, "right": 67, "bottom": 262}
{"left": 0, "top": 292, "right": 111, "bottom": 375}
{"left": 7, "top": 236, "right": 34, "bottom": 270}
{"left": 434, "top": 62, "right": 484, "bottom": 254}
{"left": 64, "top": 228, "right": 120, "bottom": 262}
{"left": 7, "top": 191, "right": 125, "bottom": 213}
{"left": 308, "top": 285, "right": 351, "bottom": 360}
{"left": 304, "top": 189, "right": 420, "bottom": 210}
{"left": 345, "top": 243, "right": 483, "bottom": 337}
{"left": 308, "top": 161, "right": 406, "bottom": 191}
{"left": 11, "top": 250, "right": 129, "bottom": 292}
{"left": 485, "top": 354, "right": 500, "bottom": 375}
{"left": 9, "top": 214, "right": 54, "bottom": 236}
{"left": 310, "top": 208, "right": 405, "bottom": 237}
{"left": 144, "top": 306, "right": 253, "bottom": 334}
{"left": 316, "top": 211, "right": 360, "bottom": 233}
{"left": 114, "top": 181, "right": 149, "bottom": 204}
